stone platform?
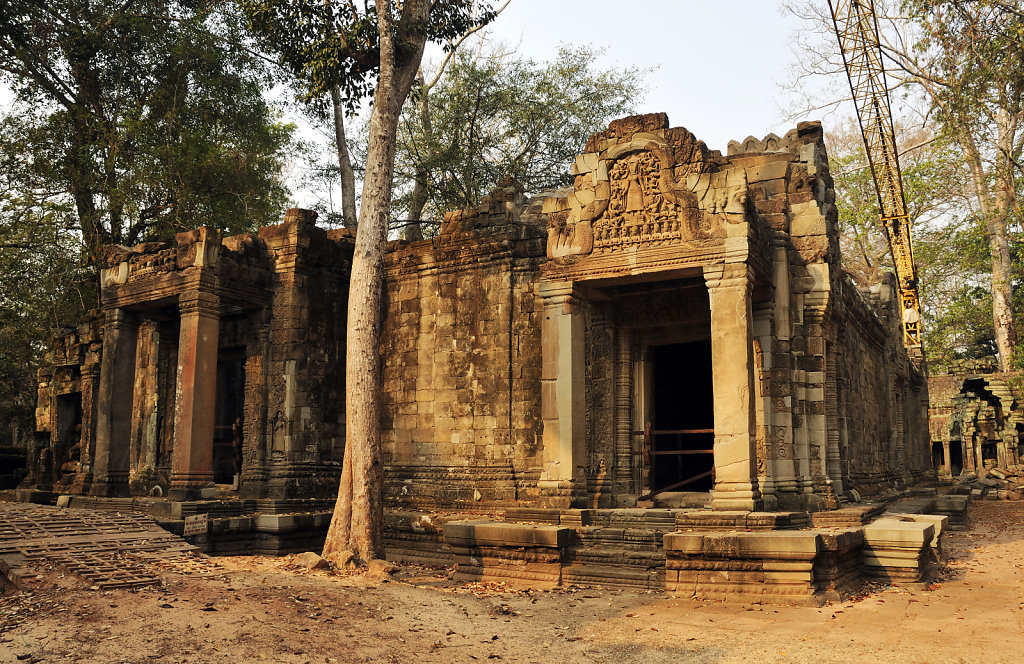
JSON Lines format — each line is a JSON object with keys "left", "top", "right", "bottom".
{"left": 3, "top": 493, "right": 968, "bottom": 605}
{"left": 47, "top": 495, "right": 336, "bottom": 556}
{"left": 389, "top": 500, "right": 965, "bottom": 606}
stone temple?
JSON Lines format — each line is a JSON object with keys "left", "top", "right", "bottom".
{"left": 30, "top": 113, "right": 932, "bottom": 516}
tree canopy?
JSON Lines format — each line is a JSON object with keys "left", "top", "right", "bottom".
{"left": 0, "top": 0, "right": 296, "bottom": 434}
{"left": 390, "top": 44, "right": 646, "bottom": 230}
{"left": 787, "top": 0, "right": 1024, "bottom": 370}
{"left": 0, "top": 0, "right": 294, "bottom": 261}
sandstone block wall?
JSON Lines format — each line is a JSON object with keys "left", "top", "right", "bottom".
{"left": 380, "top": 180, "right": 549, "bottom": 507}
{"left": 32, "top": 210, "right": 352, "bottom": 499}
{"left": 33, "top": 114, "right": 933, "bottom": 511}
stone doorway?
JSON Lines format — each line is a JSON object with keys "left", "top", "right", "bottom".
{"left": 647, "top": 340, "right": 715, "bottom": 495}
{"left": 213, "top": 350, "right": 245, "bottom": 486}
{"left": 54, "top": 393, "right": 83, "bottom": 483}
{"left": 949, "top": 441, "right": 963, "bottom": 476}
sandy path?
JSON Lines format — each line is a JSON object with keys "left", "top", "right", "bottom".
{"left": 2, "top": 499, "right": 1023, "bottom": 664}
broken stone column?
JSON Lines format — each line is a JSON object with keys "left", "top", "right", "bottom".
{"left": 538, "top": 280, "right": 586, "bottom": 504}
{"left": 169, "top": 290, "right": 219, "bottom": 499}
{"left": 704, "top": 264, "right": 762, "bottom": 511}
{"left": 90, "top": 308, "right": 139, "bottom": 497}
{"left": 73, "top": 364, "right": 100, "bottom": 493}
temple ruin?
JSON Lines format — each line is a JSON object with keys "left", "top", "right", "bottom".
{"left": 22, "top": 114, "right": 954, "bottom": 602}
{"left": 30, "top": 113, "right": 932, "bottom": 510}
{"left": 928, "top": 360, "right": 1024, "bottom": 478}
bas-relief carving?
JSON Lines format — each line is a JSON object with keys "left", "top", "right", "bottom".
{"left": 613, "top": 287, "right": 709, "bottom": 328}
{"left": 546, "top": 139, "right": 724, "bottom": 261}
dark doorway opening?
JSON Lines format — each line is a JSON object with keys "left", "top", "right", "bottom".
{"left": 649, "top": 340, "right": 714, "bottom": 493}
{"left": 55, "top": 392, "right": 83, "bottom": 481}
{"left": 932, "top": 441, "right": 944, "bottom": 471}
{"left": 949, "top": 441, "right": 963, "bottom": 476}
{"left": 981, "top": 442, "right": 997, "bottom": 468}
{"left": 213, "top": 350, "right": 245, "bottom": 485}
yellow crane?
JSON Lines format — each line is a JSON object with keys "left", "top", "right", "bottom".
{"left": 828, "top": 0, "right": 924, "bottom": 354}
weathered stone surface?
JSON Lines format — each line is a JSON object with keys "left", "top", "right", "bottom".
{"left": 31, "top": 113, "right": 932, "bottom": 556}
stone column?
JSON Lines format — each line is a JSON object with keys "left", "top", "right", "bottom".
{"left": 770, "top": 241, "right": 798, "bottom": 508}
{"left": 704, "top": 264, "right": 762, "bottom": 511}
{"left": 613, "top": 325, "right": 634, "bottom": 503}
{"left": 752, "top": 301, "right": 777, "bottom": 510}
{"left": 824, "top": 342, "right": 845, "bottom": 497}
{"left": 75, "top": 364, "right": 101, "bottom": 493}
{"left": 239, "top": 316, "right": 270, "bottom": 497}
{"left": 169, "top": 291, "right": 220, "bottom": 499}
{"left": 537, "top": 280, "right": 586, "bottom": 502}
{"left": 91, "top": 308, "right": 139, "bottom": 497}
{"left": 996, "top": 435, "right": 1009, "bottom": 469}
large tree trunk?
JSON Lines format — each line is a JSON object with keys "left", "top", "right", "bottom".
{"left": 323, "top": 0, "right": 430, "bottom": 564}
{"left": 962, "top": 120, "right": 1019, "bottom": 372}
{"left": 330, "top": 85, "right": 358, "bottom": 230}
{"left": 989, "top": 108, "right": 1019, "bottom": 371}
{"left": 68, "top": 111, "right": 105, "bottom": 269}
{"left": 403, "top": 72, "right": 432, "bottom": 242}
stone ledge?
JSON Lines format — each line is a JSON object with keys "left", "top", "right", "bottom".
{"left": 664, "top": 531, "right": 822, "bottom": 558}
{"left": 443, "top": 521, "right": 571, "bottom": 548}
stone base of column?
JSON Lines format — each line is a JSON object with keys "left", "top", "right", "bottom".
{"left": 710, "top": 481, "right": 763, "bottom": 511}
{"left": 89, "top": 474, "right": 129, "bottom": 497}
{"left": 536, "top": 478, "right": 589, "bottom": 509}
{"left": 758, "top": 476, "right": 779, "bottom": 511}
{"left": 774, "top": 487, "right": 804, "bottom": 512}
{"left": 169, "top": 471, "right": 214, "bottom": 501}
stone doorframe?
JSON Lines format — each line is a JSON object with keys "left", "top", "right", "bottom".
{"left": 538, "top": 262, "right": 765, "bottom": 511}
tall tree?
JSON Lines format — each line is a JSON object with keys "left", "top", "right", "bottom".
{"left": 0, "top": 0, "right": 293, "bottom": 434}
{"left": 393, "top": 43, "right": 646, "bottom": 236}
{"left": 787, "top": 0, "right": 1024, "bottom": 370}
{"left": 241, "top": 0, "right": 498, "bottom": 563}
{"left": 827, "top": 119, "right": 1004, "bottom": 368}
{"left": 899, "top": 0, "right": 1024, "bottom": 370}
{"left": 0, "top": 0, "right": 294, "bottom": 266}
{"left": 239, "top": 0, "right": 510, "bottom": 232}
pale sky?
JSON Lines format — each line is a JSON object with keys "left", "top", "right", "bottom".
{"left": 0, "top": 2, "right": 844, "bottom": 208}
{"left": 475, "top": 0, "right": 828, "bottom": 153}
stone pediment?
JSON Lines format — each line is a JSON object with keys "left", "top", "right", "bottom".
{"left": 545, "top": 114, "right": 732, "bottom": 262}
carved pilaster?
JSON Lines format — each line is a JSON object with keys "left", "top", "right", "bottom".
{"left": 825, "top": 340, "right": 844, "bottom": 498}
{"left": 613, "top": 325, "right": 633, "bottom": 502}
{"left": 169, "top": 290, "right": 220, "bottom": 499}
{"left": 703, "top": 263, "right": 762, "bottom": 511}
{"left": 752, "top": 299, "right": 777, "bottom": 510}
{"left": 91, "top": 308, "right": 139, "bottom": 497}
{"left": 537, "top": 280, "right": 587, "bottom": 506}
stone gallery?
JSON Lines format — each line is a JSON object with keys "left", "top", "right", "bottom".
{"left": 928, "top": 361, "right": 1024, "bottom": 477}
{"left": 31, "top": 113, "right": 932, "bottom": 513}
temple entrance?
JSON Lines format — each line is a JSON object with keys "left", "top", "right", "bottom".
{"left": 213, "top": 350, "right": 245, "bottom": 485}
{"left": 647, "top": 340, "right": 714, "bottom": 494}
{"left": 949, "top": 441, "right": 963, "bottom": 476}
{"left": 54, "top": 393, "right": 83, "bottom": 482}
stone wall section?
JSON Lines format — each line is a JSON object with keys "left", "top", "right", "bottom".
{"left": 380, "top": 180, "right": 548, "bottom": 508}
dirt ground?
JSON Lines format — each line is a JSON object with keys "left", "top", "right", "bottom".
{"left": 2, "top": 500, "right": 1024, "bottom": 664}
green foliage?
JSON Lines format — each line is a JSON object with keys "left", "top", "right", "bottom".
{"left": 392, "top": 44, "right": 646, "bottom": 224}
{"left": 0, "top": 0, "right": 294, "bottom": 259}
{"left": 0, "top": 0, "right": 295, "bottom": 432}
{"left": 827, "top": 119, "right": 1015, "bottom": 370}
{"left": 237, "top": 0, "right": 498, "bottom": 107}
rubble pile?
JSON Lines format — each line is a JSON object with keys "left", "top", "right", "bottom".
{"left": 950, "top": 467, "right": 1024, "bottom": 500}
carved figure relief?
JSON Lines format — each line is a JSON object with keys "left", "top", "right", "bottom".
{"left": 546, "top": 139, "right": 724, "bottom": 261}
